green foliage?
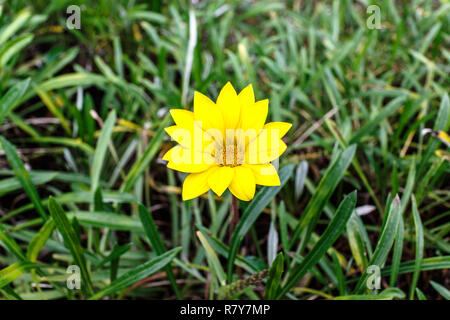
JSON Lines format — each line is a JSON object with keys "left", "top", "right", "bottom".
{"left": 264, "top": 252, "right": 284, "bottom": 299}
{"left": 48, "top": 197, "right": 94, "bottom": 296}
{"left": 226, "top": 164, "right": 294, "bottom": 282}
{"left": 278, "top": 191, "right": 357, "bottom": 299}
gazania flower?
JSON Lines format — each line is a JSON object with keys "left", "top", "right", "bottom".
{"left": 163, "top": 82, "right": 291, "bottom": 201}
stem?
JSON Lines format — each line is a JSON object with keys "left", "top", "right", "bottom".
{"left": 229, "top": 196, "right": 239, "bottom": 241}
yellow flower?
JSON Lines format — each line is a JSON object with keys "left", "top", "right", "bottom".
{"left": 163, "top": 82, "right": 292, "bottom": 201}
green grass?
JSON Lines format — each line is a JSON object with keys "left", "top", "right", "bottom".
{"left": 0, "top": 0, "right": 449, "bottom": 300}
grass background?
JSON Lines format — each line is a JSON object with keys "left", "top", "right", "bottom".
{"left": 0, "top": 0, "right": 449, "bottom": 300}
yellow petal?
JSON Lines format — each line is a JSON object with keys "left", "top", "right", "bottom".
{"left": 245, "top": 122, "right": 291, "bottom": 164}
{"left": 165, "top": 125, "right": 211, "bottom": 153}
{"left": 182, "top": 168, "right": 216, "bottom": 200}
{"left": 164, "top": 145, "right": 214, "bottom": 173}
{"left": 240, "top": 99, "right": 268, "bottom": 131}
{"left": 238, "top": 84, "right": 255, "bottom": 108}
{"left": 246, "top": 126, "right": 288, "bottom": 164}
{"left": 208, "top": 166, "right": 234, "bottom": 196}
{"left": 170, "top": 109, "right": 195, "bottom": 127}
{"left": 193, "top": 91, "right": 224, "bottom": 134}
{"left": 228, "top": 166, "right": 255, "bottom": 201}
{"left": 437, "top": 130, "right": 450, "bottom": 145}
{"left": 244, "top": 164, "right": 280, "bottom": 186}
{"left": 162, "top": 146, "right": 176, "bottom": 161}
{"left": 165, "top": 125, "right": 190, "bottom": 149}
{"left": 167, "top": 161, "right": 212, "bottom": 173}
{"left": 216, "top": 82, "right": 240, "bottom": 129}
{"left": 263, "top": 122, "right": 292, "bottom": 138}
{"left": 255, "top": 140, "right": 287, "bottom": 163}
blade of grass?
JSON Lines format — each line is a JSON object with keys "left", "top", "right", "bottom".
{"left": 120, "top": 113, "right": 170, "bottom": 192}
{"left": 0, "top": 261, "right": 41, "bottom": 289}
{"left": 36, "top": 89, "right": 72, "bottom": 134}
{"left": 380, "top": 256, "right": 450, "bottom": 276}
{"left": 349, "top": 95, "right": 406, "bottom": 144}
{"left": 0, "top": 171, "right": 57, "bottom": 197}
{"left": 68, "top": 211, "right": 142, "bottom": 231}
{"left": 335, "top": 288, "right": 405, "bottom": 300}
{"left": 95, "top": 243, "right": 132, "bottom": 269}
{"left": 267, "top": 218, "right": 278, "bottom": 267}
{"left": 197, "top": 231, "right": 226, "bottom": 287}
{"left": 0, "top": 8, "right": 31, "bottom": 46}
{"left": 417, "top": 94, "right": 449, "bottom": 178}
{"left": 409, "top": 195, "right": 424, "bottom": 300}
{"left": 332, "top": 250, "right": 346, "bottom": 296}
{"left": 91, "top": 110, "right": 116, "bottom": 193}
{"left": 0, "top": 78, "right": 30, "bottom": 124}
{"left": 264, "top": 252, "right": 284, "bottom": 299}
{"left": 0, "top": 222, "right": 26, "bottom": 260}
{"left": 0, "top": 285, "right": 22, "bottom": 300}
{"left": 23, "top": 73, "right": 107, "bottom": 101}
{"left": 89, "top": 247, "right": 181, "bottom": 300}
{"left": 26, "top": 219, "right": 55, "bottom": 262}
{"left": 294, "top": 160, "right": 308, "bottom": 201}
{"left": 48, "top": 197, "right": 93, "bottom": 296}
{"left": 0, "top": 136, "right": 48, "bottom": 220}
{"left": 278, "top": 201, "right": 289, "bottom": 252}
{"left": 277, "top": 190, "right": 357, "bottom": 299}
{"left": 430, "top": 281, "right": 450, "bottom": 300}
{"left": 289, "top": 144, "right": 356, "bottom": 251}
{"left": 0, "top": 34, "right": 33, "bottom": 68}
{"left": 415, "top": 288, "right": 427, "bottom": 300}
{"left": 354, "top": 195, "right": 402, "bottom": 293}
{"left": 346, "top": 212, "right": 370, "bottom": 270}
{"left": 389, "top": 216, "right": 404, "bottom": 287}
{"left": 138, "top": 204, "right": 181, "bottom": 299}
{"left": 226, "top": 164, "right": 294, "bottom": 282}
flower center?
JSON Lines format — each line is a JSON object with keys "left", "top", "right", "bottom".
{"left": 215, "top": 139, "right": 244, "bottom": 167}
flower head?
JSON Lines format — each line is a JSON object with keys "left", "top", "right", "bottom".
{"left": 163, "top": 82, "right": 291, "bottom": 201}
